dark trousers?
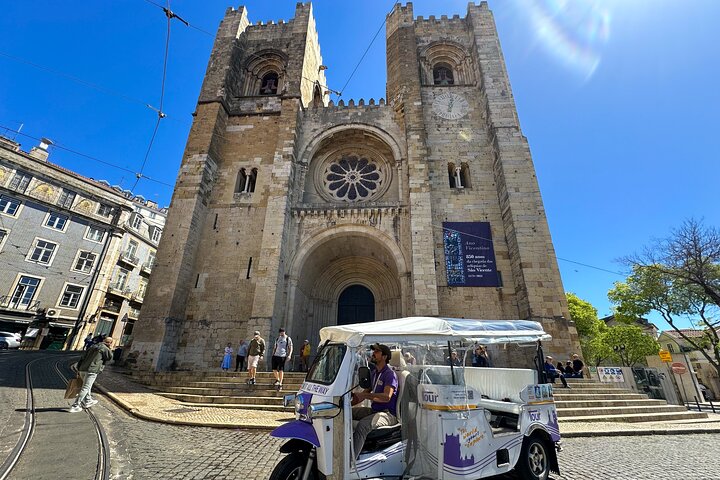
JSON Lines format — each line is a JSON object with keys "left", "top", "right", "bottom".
{"left": 235, "top": 355, "right": 246, "bottom": 372}
{"left": 548, "top": 372, "right": 568, "bottom": 388}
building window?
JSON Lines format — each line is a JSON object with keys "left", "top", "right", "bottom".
{"left": 131, "top": 213, "right": 143, "bottom": 230}
{"left": 235, "top": 168, "right": 257, "bottom": 194}
{"left": 113, "top": 268, "right": 129, "bottom": 290}
{"left": 9, "top": 276, "right": 41, "bottom": 309}
{"left": 28, "top": 239, "right": 57, "bottom": 265}
{"left": 448, "top": 162, "right": 471, "bottom": 189}
{"left": 97, "top": 203, "right": 113, "bottom": 217}
{"left": 149, "top": 211, "right": 157, "bottom": 220}
{"left": 667, "top": 343, "right": 675, "bottom": 353}
{"left": 137, "top": 279, "right": 148, "bottom": 299}
{"left": 57, "top": 189, "right": 77, "bottom": 209}
{"left": 146, "top": 250, "right": 156, "bottom": 268}
{"left": 45, "top": 212, "right": 68, "bottom": 231}
{"left": 151, "top": 227, "right": 161, "bottom": 243}
{"left": 0, "top": 195, "right": 21, "bottom": 216}
{"left": 126, "top": 240, "right": 139, "bottom": 258}
{"left": 9, "top": 170, "right": 32, "bottom": 193}
{"left": 59, "top": 284, "right": 84, "bottom": 308}
{"left": 433, "top": 64, "right": 455, "bottom": 85}
{"left": 0, "top": 229, "right": 7, "bottom": 251}
{"left": 259, "top": 72, "right": 279, "bottom": 95}
{"left": 85, "top": 226, "right": 105, "bottom": 243}
{"left": 74, "top": 250, "right": 97, "bottom": 273}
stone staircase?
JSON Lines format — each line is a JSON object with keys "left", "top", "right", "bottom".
{"left": 136, "top": 371, "right": 305, "bottom": 412}
{"left": 131, "top": 371, "right": 708, "bottom": 423}
{"left": 555, "top": 377, "right": 708, "bottom": 423}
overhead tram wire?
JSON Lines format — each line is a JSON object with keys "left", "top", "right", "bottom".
{"left": 0, "top": 125, "right": 174, "bottom": 188}
{"left": 338, "top": 0, "right": 397, "bottom": 97}
{"left": 132, "top": 0, "right": 189, "bottom": 191}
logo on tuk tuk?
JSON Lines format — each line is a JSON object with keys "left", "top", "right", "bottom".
{"left": 422, "top": 390, "right": 439, "bottom": 403}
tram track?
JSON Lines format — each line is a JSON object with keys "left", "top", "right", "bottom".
{"left": 0, "top": 354, "right": 110, "bottom": 480}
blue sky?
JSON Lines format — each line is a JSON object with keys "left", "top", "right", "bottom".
{"left": 1, "top": 1, "right": 718, "bottom": 329}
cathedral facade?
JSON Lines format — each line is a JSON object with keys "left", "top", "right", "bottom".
{"left": 129, "top": 2, "right": 579, "bottom": 371}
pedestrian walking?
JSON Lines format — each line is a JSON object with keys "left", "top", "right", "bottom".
{"left": 235, "top": 339, "right": 248, "bottom": 372}
{"left": 83, "top": 333, "right": 93, "bottom": 350}
{"left": 272, "top": 328, "right": 293, "bottom": 389}
{"left": 221, "top": 343, "right": 233, "bottom": 371}
{"left": 69, "top": 337, "right": 114, "bottom": 413}
{"left": 246, "top": 331, "right": 265, "bottom": 385}
{"left": 300, "top": 339, "right": 311, "bottom": 372}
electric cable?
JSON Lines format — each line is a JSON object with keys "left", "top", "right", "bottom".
{"left": 0, "top": 125, "right": 174, "bottom": 188}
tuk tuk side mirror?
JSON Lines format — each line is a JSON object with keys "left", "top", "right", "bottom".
{"left": 358, "top": 366, "right": 371, "bottom": 389}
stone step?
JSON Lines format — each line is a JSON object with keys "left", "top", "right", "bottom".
{"left": 183, "top": 381, "right": 304, "bottom": 388}
{"left": 557, "top": 404, "right": 692, "bottom": 417}
{"left": 555, "top": 399, "right": 667, "bottom": 409}
{"left": 158, "top": 392, "right": 288, "bottom": 406}
{"left": 177, "top": 402, "right": 294, "bottom": 412}
{"left": 553, "top": 393, "right": 650, "bottom": 401}
{"left": 158, "top": 386, "right": 299, "bottom": 397}
{"left": 559, "top": 410, "right": 708, "bottom": 423}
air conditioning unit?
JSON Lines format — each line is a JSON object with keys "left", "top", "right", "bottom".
{"left": 46, "top": 308, "right": 62, "bottom": 318}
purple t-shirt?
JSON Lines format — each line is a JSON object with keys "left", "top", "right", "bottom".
{"left": 370, "top": 365, "right": 398, "bottom": 416}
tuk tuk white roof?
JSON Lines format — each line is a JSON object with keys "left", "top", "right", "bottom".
{"left": 319, "top": 317, "right": 551, "bottom": 347}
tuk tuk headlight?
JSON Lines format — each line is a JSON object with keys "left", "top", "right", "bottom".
{"left": 308, "top": 402, "right": 341, "bottom": 419}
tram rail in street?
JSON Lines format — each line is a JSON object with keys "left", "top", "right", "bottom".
{"left": 0, "top": 353, "right": 110, "bottom": 480}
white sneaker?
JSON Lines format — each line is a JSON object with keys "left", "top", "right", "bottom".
{"left": 69, "top": 405, "right": 83, "bottom": 413}
{"left": 83, "top": 399, "right": 99, "bottom": 408}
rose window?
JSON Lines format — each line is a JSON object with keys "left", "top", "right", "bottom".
{"left": 323, "top": 155, "right": 384, "bottom": 202}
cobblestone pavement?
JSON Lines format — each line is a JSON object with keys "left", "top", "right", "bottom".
{"left": 3, "top": 351, "right": 720, "bottom": 480}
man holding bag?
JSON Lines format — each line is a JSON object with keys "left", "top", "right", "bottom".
{"left": 69, "top": 337, "right": 113, "bottom": 413}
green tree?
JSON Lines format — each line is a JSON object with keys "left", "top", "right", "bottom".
{"left": 610, "top": 218, "right": 720, "bottom": 378}
{"left": 566, "top": 293, "right": 611, "bottom": 366}
{"left": 602, "top": 324, "right": 660, "bottom": 367}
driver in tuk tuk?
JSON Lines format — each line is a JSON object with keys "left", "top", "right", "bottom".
{"left": 351, "top": 343, "right": 399, "bottom": 458}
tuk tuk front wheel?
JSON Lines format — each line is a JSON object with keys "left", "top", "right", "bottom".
{"left": 517, "top": 436, "right": 550, "bottom": 480}
{"left": 269, "top": 452, "right": 316, "bottom": 480}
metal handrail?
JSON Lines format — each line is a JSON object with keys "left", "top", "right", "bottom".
{"left": 0, "top": 295, "right": 41, "bottom": 311}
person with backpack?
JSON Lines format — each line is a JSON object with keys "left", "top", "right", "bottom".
{"left": 246, "top": 331, "right": 265, "bottom": 385}
{"left": 69, "top": 337, "right": 114, "bottom": 412}
{"left": 271, "top": 327, "right": 293, "bottom": 390}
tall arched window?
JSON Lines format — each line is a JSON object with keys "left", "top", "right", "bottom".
{"left": 433, "top": 64, "right": 454, "bottom": 85}
{"left": 312, "top": 84, "right": 323, "bottom": 107}
{"left": 260, "top": 72, "right": 279, "bottom": 95}
{"left": 236, "top": 168, "right": 257, "bottom": 194}
{"left": 448, "top": 162, "right": 470, "bottom": 189}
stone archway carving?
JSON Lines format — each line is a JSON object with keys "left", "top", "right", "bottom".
{"left": 285, "top": 225, "right": 409, "bottom": 348}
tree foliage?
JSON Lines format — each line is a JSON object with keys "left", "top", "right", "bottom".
{"left": 566, "top": 292, "right": 611, "bottom": 365}
{"left": 602, "top": 324, "right": 660, "bottom": 367}
{"left": 610, "top": 218, "right": 720, "bottom": 377}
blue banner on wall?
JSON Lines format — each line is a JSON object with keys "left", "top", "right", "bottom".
{"left": 443, "top": 222, "right": 500, "bottom": 287}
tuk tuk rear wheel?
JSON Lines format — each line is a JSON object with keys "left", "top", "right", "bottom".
{"left": 517, "top": 436, "right": 550, "bottom": 480}
{"left": 269, "top": 452, "right": 316, "bottom": 480}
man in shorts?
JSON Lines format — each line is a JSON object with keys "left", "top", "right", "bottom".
{"left": 271, "top": 328, "right": 293, "bottom": 390}
{"left": 246, "top": 331, "right": 265, "bottom": 385}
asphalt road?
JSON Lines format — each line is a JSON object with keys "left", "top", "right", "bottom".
{"left": 1, "top": 351, "right": 718, "bottom": 479}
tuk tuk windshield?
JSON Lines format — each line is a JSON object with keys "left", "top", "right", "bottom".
{"left": 306, "top": 343, "right": 347, "bottom": 385}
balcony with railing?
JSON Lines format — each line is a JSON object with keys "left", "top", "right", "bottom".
{"left": 140, "top": 261, "right": 154, "bottom": 276}
{"left": 130, "top": 291, "right": 144, "bottom": 303}
{"left": 118, "top": 251, "right": 140, "bottom": 267}
{"left": 107, "top": 283, "right": 131, "bottom": 298}
{"left": 101, "top": 301, "right": 122, "bottom": 313}
{"left": 0, "top": 295, "right": 41, "bottom": 312}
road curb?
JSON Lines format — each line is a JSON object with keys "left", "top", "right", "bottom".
{"left": 561, "top": 427, "right": 720, "bottom": 438}
{"left": 94, "top": 381, "right": 276, "bottom": 430}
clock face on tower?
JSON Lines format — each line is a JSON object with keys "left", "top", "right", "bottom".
{"left": 432, "top": 92, "right": 469, "bottom": 120}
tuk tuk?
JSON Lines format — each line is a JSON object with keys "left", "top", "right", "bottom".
{"left": 269, "top": 317, "right": 561, "bottom": 480}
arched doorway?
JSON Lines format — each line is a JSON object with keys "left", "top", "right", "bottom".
{"left": 337, "top": 285, "right": 375, "bottom": 325}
